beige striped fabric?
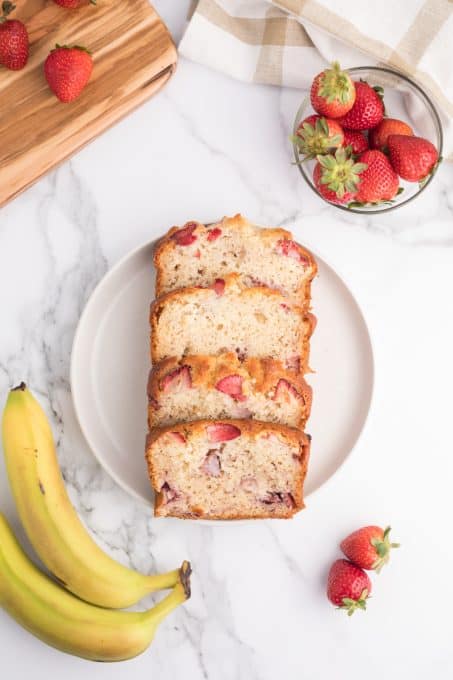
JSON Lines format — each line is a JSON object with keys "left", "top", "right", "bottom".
{"left": 179, "top": 0, "right": 453, "bottom": 158}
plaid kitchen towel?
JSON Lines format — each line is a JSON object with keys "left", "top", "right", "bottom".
{"left": 180, "top": 0, "right": 453, "bottom": 158}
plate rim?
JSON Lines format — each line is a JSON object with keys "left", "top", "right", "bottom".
{"left": 70, "top": 235, "right": 375, "bottom": 517}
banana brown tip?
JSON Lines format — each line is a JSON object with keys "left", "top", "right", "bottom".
{"left": 179, "top": 561, "right": 192, "bottom": 599}
{"left": 12, "top": 382, "right": 27, "bottom": 392}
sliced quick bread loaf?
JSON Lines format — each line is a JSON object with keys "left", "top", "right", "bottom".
{"left": 148, "top": 353, "right": 312, "bottom": 429}
{"left": 150, "top": 274, "right": 315, "bottom": 369}
{"left": 153, "top": 214, "right": 317, "bottom": 307}
{"left": 146, "top": 419, "right": 311, "bottom": 519}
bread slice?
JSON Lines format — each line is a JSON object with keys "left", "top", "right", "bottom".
{"left": 148, "top": 353, "right": 312, "bottom": 430}
{"left": 150, "top": 273, "right": 315, "bottom": 369}
{"left": 153, "top": 214, "right": 317, "bottom": 307}
{"left": 146, "top": 419, "right": 311, "bottom": 519}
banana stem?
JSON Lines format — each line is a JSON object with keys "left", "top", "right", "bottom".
{"left": 142, "top": 583, "right": 185, "bottom": 626}
{"left": 145, "top": 558, "right": 192, "bottom": 593}
{"left": 145, "top": 568, "right": 181, "bottom": 593}
{"left": 142, "top": 561, "right": 191, "bottom": 626}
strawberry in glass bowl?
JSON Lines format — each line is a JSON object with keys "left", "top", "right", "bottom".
{"left": 292, "top": 63, "right": 443, "bottom": 213}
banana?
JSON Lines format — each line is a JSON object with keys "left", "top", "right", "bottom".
{"left": 1, "top": 384, "right": 182, "bottom": 608}
{"left": 0, "top": 513, "right": 191, "bottom": 661}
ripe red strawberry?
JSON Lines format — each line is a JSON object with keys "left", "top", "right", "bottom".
{"left": 354, "top": 150, "right": 399, "bottom": 204}
{"left": 169, "top": 432, "right": 186, "bottom": 444}
{"left": 213, "top": 278, "right": 225, "bottom": 296}
{"left": 0, "top": 1, "right": 29, "bottom": 71}
{"left": 215, "top": 375, "right": 246, "bottom": 401}
{"left": 160, "top": 482, "right": 178, "bottom": 503}
{"left": 272, "top": 379, "right": 302, "bottom": 402}
{"left": 387, "top": 134, "right": 439, "bottom": 182}
{"left": 44, "top": 44, "right": 93, "bottom": 103}
{"left": 310, "top": 62, "right": 355, "bottom": 118}
{"left": 340, "top": 525, "right": 400, "bottom": 573}
{"left": 275, "top": 239, "right": 307, "bottom": 264}
{"left": 313, "top": 147, "right": 366, "bottom": 205}
{"left": 327, "top": 559, "right": 371, "bottom": 616}
{"left": 53, "top": 0, "right": 96, "bottom": 7}
{"left": 206, "top": 423, "right": 241, "bottom": 443}
{"left": 294, "top": 114, "right": 344, "bottom": 159}
{"left": 160, "top": 365, "right": 192, "bottom": 393}
{"left": 201, "top": 451, "right": 221, "bottom": 477}
{"left": 343, "top": 129, "right": 368, "bottom": 155}
{"left": 313, "top": 163, "right": 355, "bottom": 205}
{"left": 172, "top": 223, "right": 197, "bottom": 246}
{"left": 369, "top": 118, "right": 413, "bottom": 151}
{"left": 207, "top": 227, "right": 222, "bottom": 241}
{"left": 337, "top": 81, "right": 384, "bottom": 131}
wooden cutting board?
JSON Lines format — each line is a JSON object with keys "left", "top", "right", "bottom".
{"left": 0, "top": 0, "right": 177, "bottom": 207}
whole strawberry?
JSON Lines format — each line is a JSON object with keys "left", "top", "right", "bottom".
{"left": 314, "top": 147, "right": 366, "bottom": 204}
{"left": 337, "top": 81, "right": 384, "bottom": 131}
{"left": 53, "top": 0, "right": 96, "bottom": 7}
{"left": 343, "top": 129, "right": 368, "bottom": 155}
{"left": 0, "top": 1, "right": 29, "bottom": 71}
{"left": 294, "top": 114, "right": 344, "bottom": 159}
{"left": 44, "top": 44, "right": 93, "bottom": 103}
{"left": 354, "top": 149, "right": 399, "bottom": 204}
{"left": 341, "top": 525, "right": 400, "bottom": 573}
{"left": 387, "top": 134, "right": 439, "bottom": 182}
{"left": 310, "top": 62, "right": 355, "bottom": 119}
{"left": 313, "top": 162, "right": 355, "bottom": 205}
{"left": 327, "top": 559, "right": 371, "bottom": 616}
{"left": 369, "top": 118, "right": 413, "bottom": 151}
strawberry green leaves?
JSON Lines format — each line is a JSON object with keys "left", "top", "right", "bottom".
{"left": 316, "top": 147, "right": 367, "bottom": 199}
{"left": 292, "top": 115, "right": 343, "bottom": 160}
{"left": 317, "top": 61, "right": 355, "bottom": 105}
{"left": 340, "top": 589, "right": 370, "bottom": 616}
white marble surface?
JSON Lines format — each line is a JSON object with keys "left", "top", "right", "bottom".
{"left": 1, "top": 2, "right": 453, "bottom": 678}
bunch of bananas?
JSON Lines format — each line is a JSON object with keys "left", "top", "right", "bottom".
{"left": 0, "top": 384, "right": 192, "bottom": 661}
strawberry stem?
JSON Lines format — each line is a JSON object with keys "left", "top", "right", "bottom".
{"left": 316, "top": 147, "right": 367, "bottom": 199}
{"left": 339, "top": 589, "right": 369, "bottom": 616}
{"left": 319, "top": 61, "right": 354, "bottom": 105}
{"left": 370, "top": 526, "right": 400, "bottom": 573}
{"left": 52, "top": 43, "right": 92, "bottom": 55}
{"left": 1, "top": 0, "right": 15, "bottom": 20}
{"left": 293, "top": 117, "right": 343, "bottom": 160}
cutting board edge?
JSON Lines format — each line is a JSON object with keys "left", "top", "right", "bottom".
{"left": 0, "top": 0, "right": 179, "bottom": 209}
{"left": 0, "top": 59, "right": 177, "bottom": 209}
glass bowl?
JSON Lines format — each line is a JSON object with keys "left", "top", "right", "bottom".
{"left": 292, "top": 66, "right": 443, "bottom": 214}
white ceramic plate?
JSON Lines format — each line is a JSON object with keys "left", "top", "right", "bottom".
{"left": 71, "top": 239, "right": 374, "bottom": 513}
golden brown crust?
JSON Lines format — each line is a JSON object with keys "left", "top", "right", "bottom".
{"left": 147, "top": 353, "right": 313, "bottom": 428}
{"left": 146, "top": 417, "right": 309, "bottom": 448}
{"left": 153, "top": 214, "right": 317, "bottom": 302}
{"left": 150, "top": 273, "right": 315, "bottom": 366}
{"left": 153, "top": 214, "right": 292, "bottom": 263}
{"left": 221, "top": 213, "right": 294, "bottom": 241}
{"left": 152, "top": 272, "right": 289, "bottom": 308}
{"left": 153, "top": 220, "right": 205, "bottom": 295}
{"left": 145, "top": 420, "right": 311, "bottom": 520}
